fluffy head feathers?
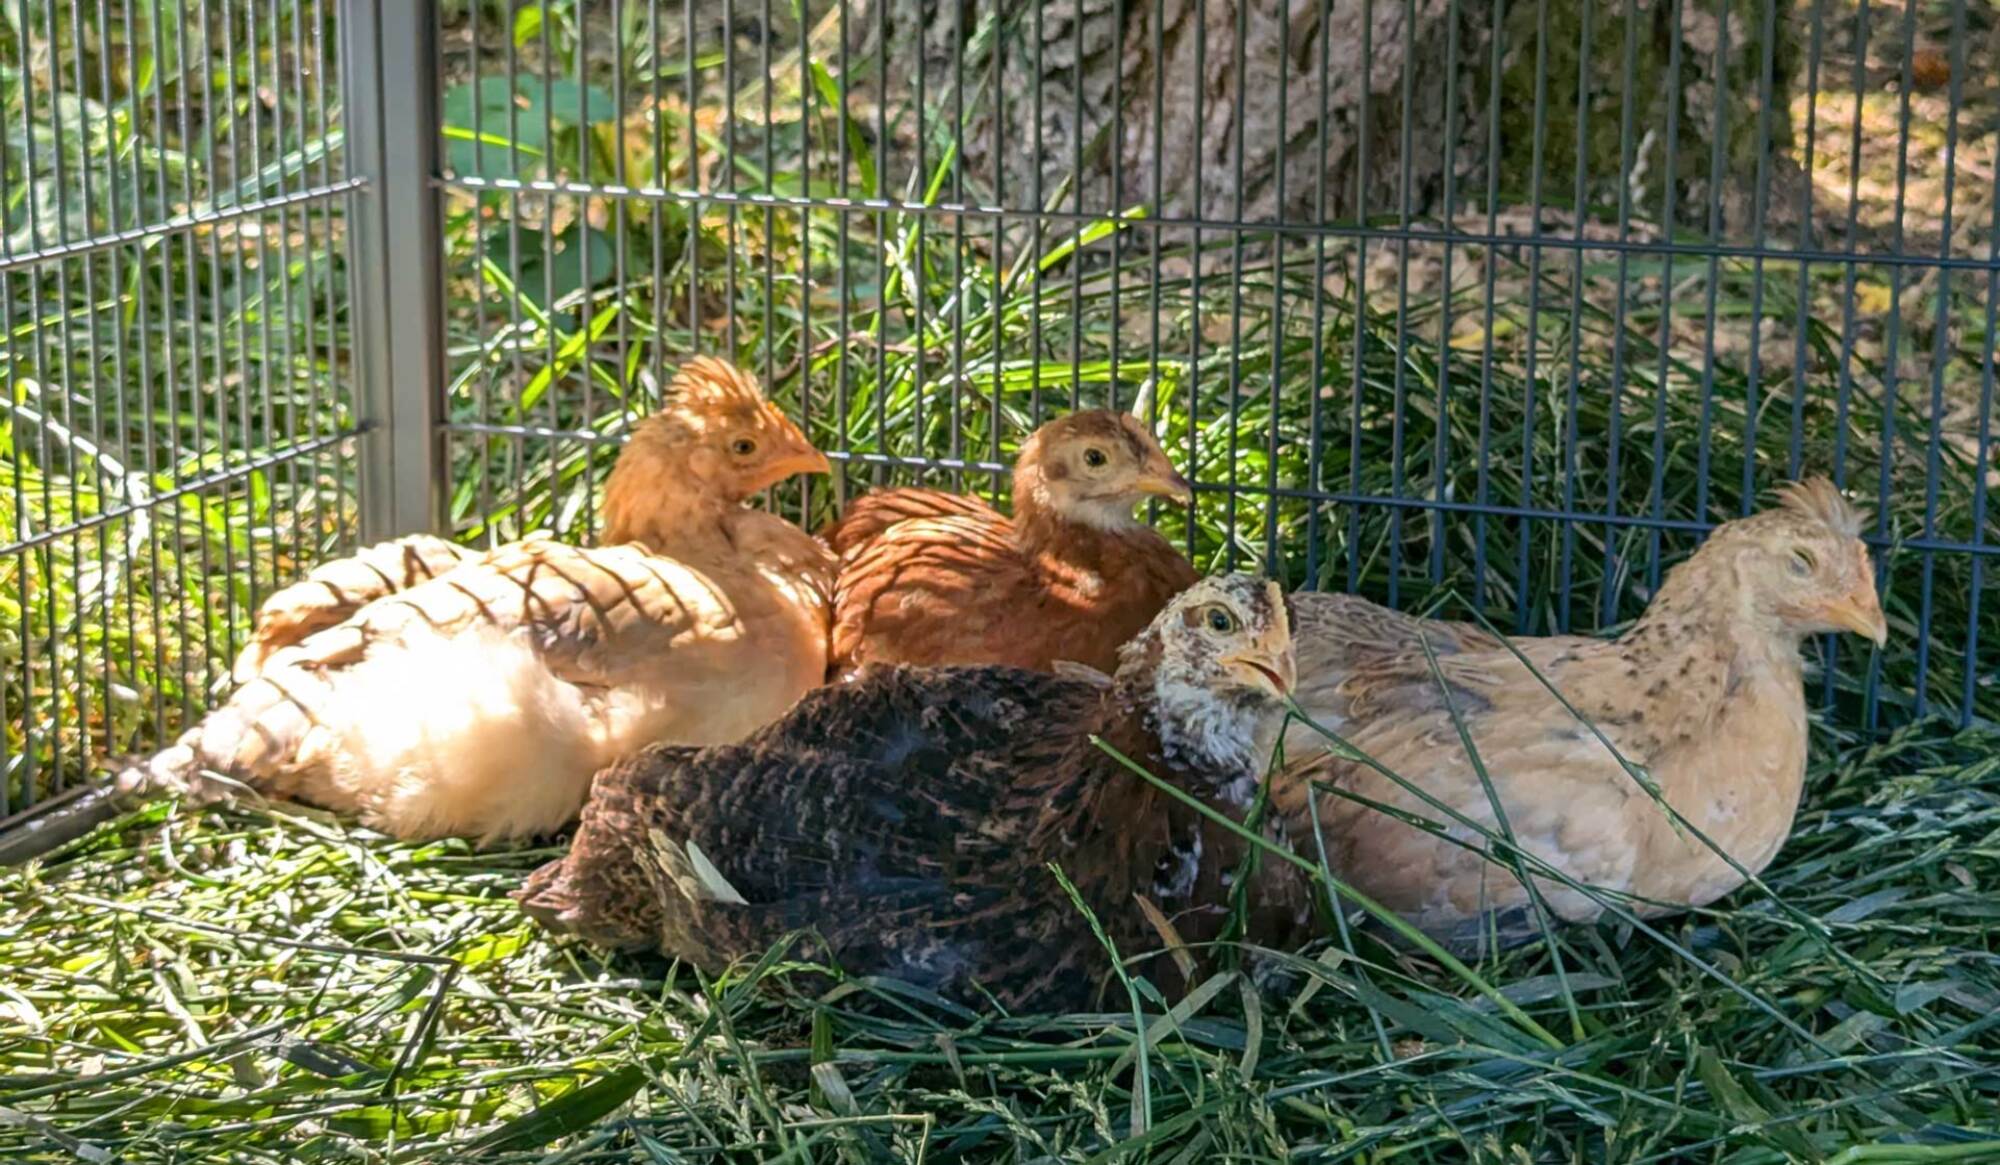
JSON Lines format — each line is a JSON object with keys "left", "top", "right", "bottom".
{"left": 603, "top": 359, "right": 829, "bottom": 546}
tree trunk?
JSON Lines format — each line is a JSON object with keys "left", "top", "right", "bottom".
{"left": 869, "top": 0, "right": 1800, "bottom": 238}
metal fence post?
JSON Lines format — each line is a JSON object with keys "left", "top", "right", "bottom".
{"left": 342, "top": 0, "right": 445, "bottom": 540}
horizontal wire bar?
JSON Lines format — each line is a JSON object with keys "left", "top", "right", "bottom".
{"left": 442, "top": 423, "right": 1994, "bottom": 559}
{"left": 1270, "top": 485, "right": 2000, "bottom": 559}
{"left": 0, "top": 178, "right": 368, "bottom": 273}
{"left": 1, "top": 426, "right": 366, "bottom": 556}
{"left": 434, "top": 174, "right": 2000, "bottom": 273}
{"left": 443, "top": 422, "right": 1017, "bottom": 475}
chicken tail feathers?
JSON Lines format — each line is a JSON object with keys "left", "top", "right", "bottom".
{"left": 113, "top": 668, "right": 336, "bottom": 805}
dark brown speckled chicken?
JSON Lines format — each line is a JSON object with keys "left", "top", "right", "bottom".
{"left": 518, "top": 575, "right": 1313, "bottom": 1009}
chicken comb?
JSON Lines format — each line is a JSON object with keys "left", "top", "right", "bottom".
{"left": 665, "top": 356, "right": 768, "bottom": 407}
{"left": 1774, "top": 476, "right": 1868, "bottom": 538}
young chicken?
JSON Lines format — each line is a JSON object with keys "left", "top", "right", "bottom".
{"left": 230, "top": 534, "right": 479, "bottom": 682}
{"left": 117, "top": 358, "right": 836, "bottom": 843}
{"left": 822, "top": 410, "right": 1200, "bottom": 679}
{"left": 517, "top": 575, "right": 1314, "bottom": 1010}
{"left": 1275, "top": 479, "right": 1890, "bottom": 950}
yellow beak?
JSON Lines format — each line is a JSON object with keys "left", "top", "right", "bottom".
{"left": 1819, "top": 588, "right": 1889, "bottom": 648}
{"left": 1135, "top": 466, "right": 1195, "bottom": 505}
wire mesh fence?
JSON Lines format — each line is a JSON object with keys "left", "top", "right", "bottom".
{"left": 2, "top": 0, "right": 1996, "bottom": 820}
{"left": 0, "top": 0, "right": 361, "bottom": 817}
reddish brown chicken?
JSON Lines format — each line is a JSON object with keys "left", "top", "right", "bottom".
{"left": 823, "top": 410, "right": 1199, "bottom": 678}
{"left": 1276, "top": 479, "right": 1890, "bottom": 950}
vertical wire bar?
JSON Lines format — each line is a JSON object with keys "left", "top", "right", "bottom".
{"left": 1224, "top": 0, "right": 1248, "bottom": 570}
{"left": 467, "top": 0, "right": 493, "bottom": 542}
{"left": 1552, "top": 0, "right": 1600, "bottom": 636}
{"left": 229, "top": 0, "right": 274, "bottom": 635}
{"left": 1739, "top": 0, "right": 1782, "bottom": 512}
{"left": 243, "top": 0, "right": 279, "bottom": 609}
{"left": 1108, "top": 0, "right": 1124, "bottom": 415}
{"left": 121, "top": 0, "right": 170, "bottom": 752}
{"left": 798, "top": 0, "right": 817, "bottom": 513}
{"left": 3, "top": 1, "right": 41, "bottom": 799}
{"left": 1382, "top": 0, "right": 1420, "bottom": 609}
{"left": 1912, "top": 0, "right": 1970, "bottom": 720}
{"left": 155, "top": 0, "right": 197, "bottom": 731}
{"left": 1143, "top": 0, "right": 1163, "bottom": 451}
{"left": 543, "top": 12, "right": 562, "bottom": 530}
{"left": 95, "top": 0, "right": 135, "bottom": 760}
{"left": 1343, "top": 0, "right": 1373, "bottom": 595}
{"left": 1428, "top": 0, "right": 1462, "bottom": 588}
{"left": 1031, "top": 0, "right": 1045, "bottom": 427}
{"left": 613, "top": 0, "right": 632, "bottom": 447}
{"left": 271, "top": 0, "right": 305, "bottom": 576}
{"left": 1824, "top": 0, "right": 1872, "bottom": 711}
{"left": 686, "top": 0, "right": 702, "bottom": 357}
{"left": 758, "top": 0, "right": 777, "bottom": 486}
{"left": 837, "top": 0, "right": 852, "bottom": 497}
{"left": 1788, "top": 0, "right": 1827, "bottom": 483}
{"left": 986, "top": 0, "right": 1001, "bottom": 491}
{"left": 1582, "top": 0, "right": 1636, "bottom": 632}
{"left": 1068, "top": 0, "right": 1084, "bottom": 415}
{"left": 0, "top": 7, "right": 19, "bottom": 804}
{"left": 576, "top": 2, "right": 598, "bottom": 536}
{"left": 1864, "top": 0, "right": 1923, "bottom": 728}
{"left": 872, "top": 0, "right": 886, "bottom": 469}
{"left": 908, "top": 0, "right": 924, "bottom": 471}
{"left": 194, "top": 0, "right": 237, "bottom": 694}
{"left": 1696, "top": 0, "right": 1744, "bottom": 540}
{"left": 646, "top": 0, "right": 661, "bottom": 424}
{"left": 1963, "top": 139, "right": 1999, "bottom": 725}
{"left": 1301, "top": 0, "right": 1331, "bottom": 590}
{"left": 1477, "top": 0, "right": 1506, "bottom": 619}
{"left": 1188, "top": 0, "right": 1205, "bottom": 563}
{"left": 311, "top": 0, "right": 342, "bottom": 554}
{"left": 503, "top": 2, "right": 528, "bottom": 542}
{"left": 1264, "top": 0, "right": 1289, "bottom": 576}
{"left": 1537, "top": 0, "right": 1567, "bottom": 633}
{"left": 350, "top": 0, "right": 445, "bottom": 542}
{"left": 335, "top": 0, "right": 372, "bottom": 551}
{"left": 948, "top": 0, "right": 963, "bottom": 494}
{"left": 38, "top": 0, "right": 81, "bottom": 786}
{"left": 71, "top": 0, "right": 115, "bottom": 765}
{"left": 720, "top": 0, "right": 738, "bottom": 359}
{"left": 1626, "top": 0, "right": 1687, "bottom": 628}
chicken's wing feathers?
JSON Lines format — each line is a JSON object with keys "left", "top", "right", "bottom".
{"left": 820, "top": 488, "right": 1005, "bottom": 556}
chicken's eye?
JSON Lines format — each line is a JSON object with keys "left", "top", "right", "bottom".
{"left": 731, "top": 437, "right": 758, "bottom": 457}
{"left": 1205, "top": 607, "right": 1237, "bottom": 634}
{"left": 1788, "top": 547, "right": 1815, "bottom": 577}
{"left": 1082, "top": 447, "right": 1108, "bottom": 468}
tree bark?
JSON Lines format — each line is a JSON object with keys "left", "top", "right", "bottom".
{"left": 868, "top": 0, "right": 1800, "bottom": 239}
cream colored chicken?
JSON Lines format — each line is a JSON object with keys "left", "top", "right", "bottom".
{"left": 118, "top": 358, "right": 835, "bottom": 843}
{"left": 1277, "top": 479, "right": 1889, "bottom": 949}
{"left": 230, "top": 533, "right": 481, "bottom": 682}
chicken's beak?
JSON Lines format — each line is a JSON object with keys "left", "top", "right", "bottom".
{"left": 1816, "top": 586, "right": 1889, "bottom": 648}
{"left": 1220, "top": 625, "right": 1296, "bottom": 700}
{"left": 751, "top": 439, "right": 832, "bottom": 493}
{"left": 1134, "top": 463, "right": 1195, "bottom": 506}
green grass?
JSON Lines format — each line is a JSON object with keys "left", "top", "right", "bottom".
{"left": 4, "top": 0, "right": 2000, "bottom": 1159}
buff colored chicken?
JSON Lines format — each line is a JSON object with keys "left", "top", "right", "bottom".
{"left": 118, "top": 358, "right": 835, "bottom": 843}
{"left": 1276, "top": 479, "right": 1889, "bottom": 950}
{"left": 822, "top": 409, "right": 1199, "bottom": 678}
{"left": 231, "top": 534, "right": 480, "bottom": 682}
